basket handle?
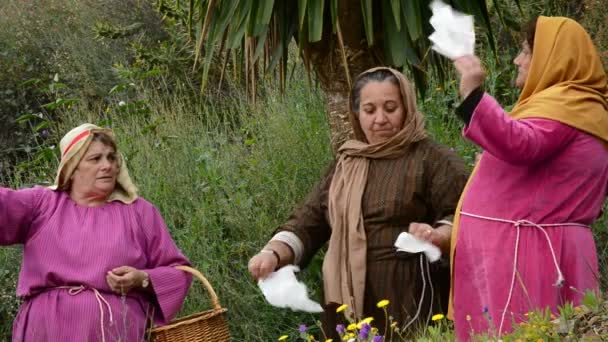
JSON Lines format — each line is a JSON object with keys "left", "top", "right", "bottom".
{"left": 175, "top": 265, "right": 222, "bottom": 311}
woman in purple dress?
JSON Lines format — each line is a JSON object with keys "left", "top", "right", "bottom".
{"left": 1, "top": 123, "right": 191, "bottom": 341}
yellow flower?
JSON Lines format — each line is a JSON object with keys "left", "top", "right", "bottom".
{"left": 342, "top": 336, "right": 349, "bottom": 341}
{"left": 325, "top": 340, "right": 333, "bottom": 342}
{"left": 371, "top": 327, "right": 378, "bottom": 334}
{"left": 537, "top": 339, "right": 543, "bottom": 342}
{"left": 431, "top": 314, "right": 445, "bottom": 321}
{"left": 308, "top": 336, "right": 315, "bottom": 341}
{"left": 465, "top": 314, "right": 471, "bottom": 321}
{"left": 278, "top": 335, "right": 288, "bottom": 341}
{"left": 356, "top": 317, "right": 374, "bottom": 329}
{"left": 390, "top": 322, "right": 398, "bottom": 328}
{"left": 574, "top": 306, "right": 583, "bottom": 313}
{"left": 435, "top": 87, "right": 442, "bottom": 91}
{"left": 336, "top": 304, "right": 349, "bottom": 313}
{"left": 346, "top": 323, "right": 357, "bottom": 331}
{"left": 377, "top": 299, "right": 390, "bottom": 308}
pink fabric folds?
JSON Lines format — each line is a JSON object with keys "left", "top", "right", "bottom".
{"left": 453, "top": 94, "right": 608, "bottom": 341}
{"left": 1, "top": 186, "right": 191, "bottom": 341}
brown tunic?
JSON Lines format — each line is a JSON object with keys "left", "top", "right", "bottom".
{"left": 277, "top": 138, "right": 468, "bottom": 333}
{"left": 277, "top": 138, "right": 469, "bottom": 336}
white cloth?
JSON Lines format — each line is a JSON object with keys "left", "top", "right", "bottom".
{"left": 258, "top": 265, "right": 323, "bottom": 313}
{"left": 428, "top": 0, "right": 475, "bottom": 60}
{"left": 394, "top": 232, "right": 441, "bottom": 262}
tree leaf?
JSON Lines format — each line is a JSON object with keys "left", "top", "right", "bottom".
{"left": 226, "top": 1, "right": 252, "bottom": 49}
{"left": 390, "top": 0, "right": 401, "bottom": 31}
{"left": 382, "top": 0, "right": 420, "bottom": 67}
{"left": 402, "top": 0, "right": 422, "bottom": 42}
{"left": 330, "top": 0, "right": 338, "bottom": 34}
{"left": 298, "top": 0, "right": 308, "bottom": 31}
{"left": 360, "top": 0, "right": 374, "bottom": 46}
{"left": 308, "top": 0, "right": 324, "bottom": 42}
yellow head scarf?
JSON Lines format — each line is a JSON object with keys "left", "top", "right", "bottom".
{"left": 49, "top": 123, "right": 138, "bottom": 204}
{"left": 512, "top": 16, "right": 608, "bottom": 140}
{"left": 448, "top": 16, "right": 608, "bottom": 319}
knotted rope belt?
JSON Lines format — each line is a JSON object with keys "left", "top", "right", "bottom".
{"left": 459, "top": 211, "right": 588, "bottom": 336}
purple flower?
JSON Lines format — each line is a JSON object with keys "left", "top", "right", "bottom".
{"left": 41, "top": 129, "right": 49, "bottom": 136}
{"left": 360, "top": 323, "right": 371, "bottom": 332}
{"left": 298, "top": 324, "right": 307, "bottom": 333}
{"left": 336, "top": 324, "right": 345, "bottom": 334}
{"left": 373, "top": 336, "right": 383, "bottom": 342}
{"left": 359, "top": 328, "right": 369, "bottom": 340}
{"left": 483, "top": 306, "right": 489, "bottom": 313}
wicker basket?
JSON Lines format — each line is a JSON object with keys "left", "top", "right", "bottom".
{"left": 149, "top": 266, "right": 231, "bottom": 342}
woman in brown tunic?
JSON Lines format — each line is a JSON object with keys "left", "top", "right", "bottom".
{"left": 248, "top": 67, "right": 468, "bottom": 338}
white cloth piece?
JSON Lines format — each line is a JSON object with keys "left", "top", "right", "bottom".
{"left": 258, "top": 265, "right": 323, "bottom": 313}
{"left": 428, "top": 0, "right": 475, "bottom": 60}
{"left": 394, "top": 232, "right": 441, "bottom": 262}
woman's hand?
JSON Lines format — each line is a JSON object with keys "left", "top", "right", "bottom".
{"left": 454, "top": 55, "right": 486, "bottom": 99}
{"left": 106, "top": 266, "right": 149, "bottom": 294}
{"left": 408, "top": 222, "right": 451, "bottom": 254}
{"left": 248, "top": 251, "right": 278, "bottom": 281}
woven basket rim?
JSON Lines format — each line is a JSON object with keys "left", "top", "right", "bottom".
{"left": 150, "top": 266, "right": 229, "bottom": 336}
{"left": 150, "top": 307, "right": 228, "bottom": 333}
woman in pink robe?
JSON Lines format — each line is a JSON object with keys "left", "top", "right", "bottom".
{"left": 448, "top": 17, "right": 608, "bottom": 340}
{"left": 1, "top": 124, "right": 191, "bottom": 341}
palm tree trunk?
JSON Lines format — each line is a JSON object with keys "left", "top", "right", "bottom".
{"left": 306, "top": 0, "right": 382, "bottom": 153}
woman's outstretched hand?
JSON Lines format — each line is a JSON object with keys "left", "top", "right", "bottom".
{"left": 408, "top": 222, "right": 451, "bottom": 254}
{"left": 454, "top": 55, "right": 486, "bottom": 99}
{"left": 248, "top": 252, "right": 278, "bottom": 281}
{"left": 106, "top": 266, "right": 149, "bottom": 294}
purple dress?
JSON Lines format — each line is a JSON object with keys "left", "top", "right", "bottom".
{"left": 453, "top": 94, "right": 608, "bottom": 341}
{"left": 1, "top": 186, "right": 191, "bottom": 341}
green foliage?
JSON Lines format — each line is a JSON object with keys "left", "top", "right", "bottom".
{"left": 0, "top": 0, "right": 167, "bottom": 179}
{"left": 156, "top": 0, "right": 522, "bottom": 95}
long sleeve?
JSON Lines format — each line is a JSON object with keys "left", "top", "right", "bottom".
{"left": 462, "top": 93, "right": 578, "bottom": 165}
{"left": 275, "top": 163, "right": 335, "bottom": 268}
{"left": 423, "top": 141, "right": 470, "bottom": 224}
{"left": 0, "top": 187, "right": 42, "bottom": 245}
{"left": 138, "top": 201, "right": 192, "bottom": 324}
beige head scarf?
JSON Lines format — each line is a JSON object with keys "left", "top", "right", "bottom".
{"left": 49, "top": 123, "right": 138, "bottom": 204}
{"left": 323, "top": 67, "right": 427, "bottom": 318}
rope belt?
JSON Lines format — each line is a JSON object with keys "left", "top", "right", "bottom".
{"left": 459, "top": 211, "right": 589, "bottom": 336}
{"left": 401, "top": 254, "right": 434, "bottom": 331}
{"left": 55, "top": 285, "right": 114, "bottom": 342}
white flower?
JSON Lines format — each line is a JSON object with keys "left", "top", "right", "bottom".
{"left": 118, "top": 101, "right": 126, "bottom": 107}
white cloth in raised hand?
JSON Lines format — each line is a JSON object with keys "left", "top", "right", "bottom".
{"left": 428, "top": 0, "right": 475, "bottom": 60}
{"left": 394, "top": 232, "right": 441, "bottom": 262}
{"left": 258, "top": 265, "right": 323, "bottom": 313}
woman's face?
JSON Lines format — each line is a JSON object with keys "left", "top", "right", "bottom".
{"left": 71, "top": 141, "right": 119, "bottom": 198}
{"left": 358, "top": 80, "right": 405, "bottom": 144}
{"left": 514, "top": 40, "right": 532, "bottom": 88}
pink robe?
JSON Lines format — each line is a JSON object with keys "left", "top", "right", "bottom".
{"left": 453, "top": 94, "right": 608, "bottom": 341}
{"left": 1, "top": 186, "right": 191, "bottom": 341}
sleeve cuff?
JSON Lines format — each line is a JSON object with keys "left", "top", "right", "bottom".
{"left": 455, "top": 87, "right": 484, "bottom": 125}
{"left": 271, "top": 231, "right": 304, "bottom": 265}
